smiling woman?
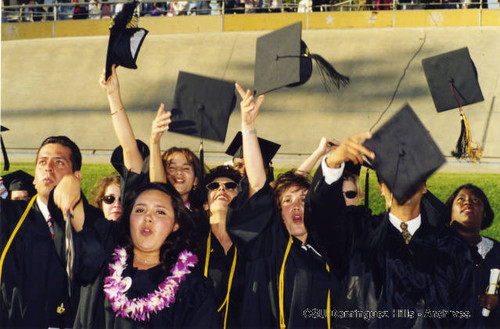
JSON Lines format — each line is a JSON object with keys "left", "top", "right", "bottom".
{"left": 59, "top": 182, "right": 219, "bottom": 328}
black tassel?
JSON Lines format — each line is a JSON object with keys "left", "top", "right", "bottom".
{"left": 310, "top": 53, "right": 350, "bottom": 92}
{"left": 451, "top": 114, "right": 467, "bottom": 159}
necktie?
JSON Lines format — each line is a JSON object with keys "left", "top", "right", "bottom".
{"left": 400, "top": 222, "right": 412, "bottom": 245}
{"left": 46, "top": 214, "right": 55, "bottom": 240}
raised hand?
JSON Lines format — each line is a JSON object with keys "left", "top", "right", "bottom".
{"left": 326, "top": 132, "right": 374, "bottom": 168}
{"left": 99, "top": 64, "right": 120, "bottom": 97}
{"left": 235, "top": 83, "right": 265, "bottom": 129}
{"left": 150, "top": 103, "right": 172, "bottom": 145}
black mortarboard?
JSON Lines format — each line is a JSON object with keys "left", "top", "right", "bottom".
{"left": 254, "top": 22, "right": 349, "bottom": 96}
{"left": 169, "top": 71, "right": 237, "bottom": 143}
{"left": 2, "top": 170, "right": 35, "bottom": 195}
{"left": 111, "top": 139, "right": 150, "bottom": 177}
{"left": 344, "top": 161, "right": 361, "bottom": 177}
{"left": 422, "top": 47, "right": 484, "bottom": 161}
{"left": 363, "top": 104, "right": 446, "bottom": 204}
{"left": 0, "top": 125, "right": 9, "bottom": 171}
{"left": 225, "top": 131, "right": 281, "bottom": 165}
{"left": 105, "top": 0, "right": 148, "bottom": 80}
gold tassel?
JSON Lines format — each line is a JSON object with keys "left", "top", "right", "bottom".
{"left": 452, "top": 110, "right": 482, "bottom": 162}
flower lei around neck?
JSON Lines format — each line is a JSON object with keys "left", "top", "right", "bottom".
{"left": 103, "top": 247, "right": 198, "bottom": 321}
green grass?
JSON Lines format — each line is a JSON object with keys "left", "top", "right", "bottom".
{"left": 3, "top": 163, "right": 500, "bottom": 241}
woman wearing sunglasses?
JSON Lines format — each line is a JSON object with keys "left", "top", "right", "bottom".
{"left": 201, "top": 165, "right": 246, "bottom": 328}
{"left": 91, "top": 174, "right": 122, "bottom": 221}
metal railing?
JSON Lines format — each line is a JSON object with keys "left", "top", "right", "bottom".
{"left": 1, "top": 0, "right": 489, "bottom": 23}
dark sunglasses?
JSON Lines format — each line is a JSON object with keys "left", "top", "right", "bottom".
{"left": 101, "top": 195, "right": 119, "bottom": 205}
{"left": 343, "top": 191, "right": 358, "bottom": 199}
{"left": 206, "top": 182, "right": 238, "bottom": 191}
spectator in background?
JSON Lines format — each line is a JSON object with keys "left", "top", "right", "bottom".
{"left": 446, "top": 184, "right": 500, "bottom": 328}
{"left": 90, "top": 174, "right": 122, "bottom": 221}
{"left": 0, "top": 170, "right": 36, "bottom": 201}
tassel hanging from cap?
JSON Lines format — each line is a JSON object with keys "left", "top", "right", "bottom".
{"left": 449, "top": 82, "right": 482, "bottom": 162}
{"left": 308, "top": 53, "right": 350, "bottom": 92}
{"left": 451, "top": 110, "right": 482, "bottom": 162}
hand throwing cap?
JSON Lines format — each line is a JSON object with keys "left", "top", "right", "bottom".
{"left": 422, "top": 47, "right": 484, "bottom": 161}
{"left": 225, "top": 131, "right": 281, "bottom": 165}
{"left": 254, "top": 22, "right": 349, "bottom": 96}
{"left": 363, "top": 104, "right": 445, "bottom": 204}
{"left": 105, "top": 0, "right": 148, "bottom": 80}
{"left": 169, "top": 71, "right": 237, "bottom": 143}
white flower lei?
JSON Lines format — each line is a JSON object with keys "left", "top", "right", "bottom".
{"left": 103, "top": 247, "right": 198, "bottom": 321}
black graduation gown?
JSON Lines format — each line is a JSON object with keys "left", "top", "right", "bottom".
{"left": 0, "top": 197, "right": 82, "bottom": 328}
{"left": 227, "top": 179, "right": 338, "bottom": 329}
{"left": 305, "top": 167, "right": 474, "bottom": 329}
{"left": 50, "top": 207, "right": 219, "bottom": 329}
{"left": 200, "top": 231, "right": 246, "bottom": 328}
{"left": 471, "top": 238, "right": 500, "bottom": 329}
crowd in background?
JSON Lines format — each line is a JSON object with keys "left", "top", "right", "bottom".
{"left": 2, "top": 0, "right": 494, "bottom": 23}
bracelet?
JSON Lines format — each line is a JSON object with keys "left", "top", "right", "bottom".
{"left": 75, "top": 195, "right": 83, "bottom": 207}
{"left": 242, "top": 129, "right": 257, "bottom": 135}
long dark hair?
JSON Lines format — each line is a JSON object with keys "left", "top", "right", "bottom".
{"left": 444, "top": 183, "right": 495, "bottom": 230}
{"left": 120, "top": 182, "right": 198, "bottom": 271}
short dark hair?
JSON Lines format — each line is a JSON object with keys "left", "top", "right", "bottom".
{"left": 444, "top": 183, "right": 495, "bottom": 230}
{"left": 37, "top": 136, "right": 82, "bottom": 171}
{"left": 271, "top": 170, "right": 311, "bottom": 208}
{"left": 204, "top": 165, "right": 241, "bottom": 186}
{"left": 120, "top": 182, "right": 198, "bottom": 271}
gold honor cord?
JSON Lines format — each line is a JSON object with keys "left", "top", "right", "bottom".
{"left": 326, "top": 263, "right": 331, "bottom": 329}
{"left": 279, "top": 236, "right": 332, "bottom": 329}
{"left": 204, "top": 232, "right": 238, "bottom": 329}
{"left": 0, "top": 194, "right": 38, "bottom": 284}
{"left": 279, "top": 235, "right": 293, "bottom": 329}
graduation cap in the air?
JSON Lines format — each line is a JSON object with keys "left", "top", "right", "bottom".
{"left": 254, "top": 22, "right": 350, "bottom": 96}
{"left": 169, "top": 71, "right": 237, "bottom": 143}
{"left": 2, "top": 170, "right": 36, "bottom": 196}
{"left": 168, "top": 71, "right": 237, "bottom": 187}
{"left": 422, "top": 47, "right": 484, "bottom": 162}
{"left": 1, "top": 126, "right": 10, "bottom": 171}
{"left": 225, "top": 131, "right": 281, "bottom": 166}
{"left": 363, "top": 103, "right": 446, "bottom": 204}
{"left": 105, "top": 0, "right": 148, "bottom": 80}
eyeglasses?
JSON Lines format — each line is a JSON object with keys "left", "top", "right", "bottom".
{"left": 343, "top": 191, "right": 358, "bottom": 199}
{"left": 206, "top": 182, "right": 238, "bottom": 191}
{"left": 101, "top": 195, "right": 119, "bottom": 205}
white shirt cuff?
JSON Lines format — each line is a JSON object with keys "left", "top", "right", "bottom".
{"left": 321, "top": 155, "right": 344, "bottom": 185}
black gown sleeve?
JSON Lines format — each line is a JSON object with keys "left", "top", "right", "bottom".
{"left": 226, "top": 178, "right": 284, "bottom": 260}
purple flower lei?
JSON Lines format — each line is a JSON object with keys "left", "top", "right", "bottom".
{"left": 103, "top": 247, "right": 198, "bottom": 322}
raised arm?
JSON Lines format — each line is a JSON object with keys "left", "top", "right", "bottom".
{"left": 149, "top": 103, "right": 171, "bottom": 183}
{"left": 99, "top": 65, "right": 143, "bottom": 174}
{"left": 235, "top": 83, "right": 266, "bottom": 197}
{"left": 296, "top": 137, "right": 339, "bottom": 177}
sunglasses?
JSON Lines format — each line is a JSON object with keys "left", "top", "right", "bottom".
{"left": 101, "top": 195, "right": 119, "bottom": 205}
{"left": 343, "top": 191, "right": 358, "bottom": 199}
{"left": 206, "top": 182, "right": 238, "bottom": 191}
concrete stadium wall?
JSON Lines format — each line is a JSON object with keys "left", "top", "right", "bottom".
{"left": 1, "top": 12, "right": 500, "bottom": 172}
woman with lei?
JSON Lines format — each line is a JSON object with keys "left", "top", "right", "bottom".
{"left": 52, "top": 180, "right": 218, "bottom": 328}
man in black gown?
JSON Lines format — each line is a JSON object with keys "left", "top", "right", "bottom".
{"left": 305, "top": 127, "right": 474, "bottom": 329}
{"left": 0, "top": 136, "right": 85, "bottom": 328}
